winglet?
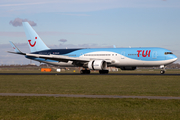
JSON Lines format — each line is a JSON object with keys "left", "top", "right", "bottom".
{"left": 8, "top": 41, "right": 26, "bottom": 55}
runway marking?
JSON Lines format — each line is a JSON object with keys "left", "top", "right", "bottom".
{"left": 0, "top": 93, "right": 180, "bottom": 100}
{"left": 0, "top": 73, "right": 180, "bottom": 76}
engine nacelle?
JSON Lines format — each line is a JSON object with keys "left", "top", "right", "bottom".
{"left": 120, "top": 67, "right": 136, "bottom": 70}
{"left": 88, "top": 60, "right": 107, "bottom": 70}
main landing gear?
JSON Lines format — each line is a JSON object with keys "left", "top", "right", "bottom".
{"left": 160, "top": 65, "right": 166, "bottom": 74}
{"left": 80, "top": 69, "right": 109, "bottom": 74}
{"left": 99, "top": 70, "right": 109, "bottom": 74}
{"left": 80, "top": 69, "right": 90, "bottom": 74}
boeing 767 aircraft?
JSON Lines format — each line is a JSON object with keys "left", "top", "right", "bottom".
{"left": 8, "top": 22, "right": 177, "bottom": 74}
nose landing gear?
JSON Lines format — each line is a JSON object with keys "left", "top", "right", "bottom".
{"left": 160, "top": 65, "right": 166, "bottom": 74}
{"left": 160, "top": 70, "right": 165, "bottom": 74}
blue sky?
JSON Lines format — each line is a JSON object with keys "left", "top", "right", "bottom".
{"left": 0, "top": 0, "right": 180, "bottom": 64}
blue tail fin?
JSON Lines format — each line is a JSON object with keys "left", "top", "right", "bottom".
{"left": 22, "top": 22, "right": 50, "bottom": 53}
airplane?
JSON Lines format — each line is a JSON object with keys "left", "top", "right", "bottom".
{"left": 8, "top": 22, "right": 177, "bottom": 74}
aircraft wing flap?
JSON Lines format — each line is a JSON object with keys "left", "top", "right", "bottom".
{"left": 26, "top": 54, "right": 90, "bottom": 62}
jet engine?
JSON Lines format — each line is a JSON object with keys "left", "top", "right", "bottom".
{"left": 88, "top": 60, "right": 107, "bottom": 70}
{"left": 120, "top": 67, "right": 136, "bottom": 70}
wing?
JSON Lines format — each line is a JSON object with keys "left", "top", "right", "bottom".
{"left": 26, "top": 53, "right": 113, "bottom": 64}
{"left": 8, "top": 41, "right": 113, "bottom": 64}
{"left": 26, "top": 53, "right": 90, "bottom": 62}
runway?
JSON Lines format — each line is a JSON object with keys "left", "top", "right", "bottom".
{"left": 0, "top": 93, "right": 180, "bottom": 100}
{"left": 0, "top": 73, "right": 180, "bottom": 75}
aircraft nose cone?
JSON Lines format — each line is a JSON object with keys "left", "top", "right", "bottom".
{"left": 174, "top": 57, "right": 178, "bottom": 61}
{"left": 172, "top": 55, "right": 178, "bottom": 62}
{"left": 167, "top": 55, "right": 177, "bottom": 63}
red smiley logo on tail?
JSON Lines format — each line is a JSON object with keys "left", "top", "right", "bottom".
{"left": 28, "top": 40, "right": 36, "bottom": 47}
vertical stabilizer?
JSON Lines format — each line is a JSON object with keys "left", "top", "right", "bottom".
{"left": 22, "top": 22, "right": 49, "bottom": 53}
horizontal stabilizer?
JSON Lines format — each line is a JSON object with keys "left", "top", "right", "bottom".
{"left": 8, "top": 41, "right": 26, "bottom": 55}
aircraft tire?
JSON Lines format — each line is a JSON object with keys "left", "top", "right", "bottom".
{"left": 160, "top": 70, "right": 165, "bottom": 74}
{"left": 99, "top": 70, "right": 109, "bottom": 74}
{"left": 80, "top": 70, "right": 90, "bottom": 74}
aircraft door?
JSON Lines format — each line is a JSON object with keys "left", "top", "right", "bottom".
{"left": 152, "top": 51, "right": 157, "bottom": 59}
{"left": 80, "top": 53, "right": 83, "bottom": 57}
{"left": 121, "top": 51, "right": 125, "bottom": 59}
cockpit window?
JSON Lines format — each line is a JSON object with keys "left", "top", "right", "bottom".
{"left": 165, "top": 52, "right": 173, "bottom": 55}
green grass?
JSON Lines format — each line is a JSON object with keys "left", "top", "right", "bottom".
{"left": 0, "top": 75, "right": 180, "bottom": 96}
{"left": 1, "top": 73, "right": 180, "bottom": 119}
{"left": 0, "top": 96, "right": 180, "bottom": 120}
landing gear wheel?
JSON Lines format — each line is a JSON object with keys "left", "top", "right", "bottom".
{"left": 160, "top": 70, "right": 165, "bottom": 74}
{"left": 99, "top": 70, "right": 109, "bottom": 74}
{"left": 80, "top": 70, "right": 90, "bottom": 74}
{"left": 80, "top": 70, "right": 84, "bottom": 74}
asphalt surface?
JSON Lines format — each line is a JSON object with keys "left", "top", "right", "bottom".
{"left": 0, "top": 73, "right": 180, "bottom": 75}
{"left": 0, "top": 93, "right": 180, "bottom": 100}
